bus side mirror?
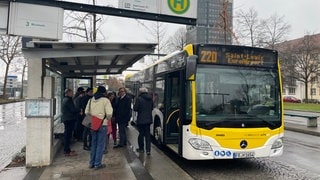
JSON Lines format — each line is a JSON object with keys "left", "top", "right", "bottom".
{"left": 186, "top": 55, "right": 197, "bottom": 81}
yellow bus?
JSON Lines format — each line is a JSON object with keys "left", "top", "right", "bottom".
{"left": 127, "top": 44, "right": 284, "bottom": 160}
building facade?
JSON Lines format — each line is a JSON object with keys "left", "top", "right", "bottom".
{"left": 186, "top": 0, "right": 233, "bottom": 44}
{"left": 277, "top": 33, "right": 320, "bottom": 102}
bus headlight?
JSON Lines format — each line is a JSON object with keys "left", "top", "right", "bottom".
{"left": 188, "top": 138, "right": 212, "bottom": 151}
{"left": 271, "top": 138, "right": 283, "bottom": 149}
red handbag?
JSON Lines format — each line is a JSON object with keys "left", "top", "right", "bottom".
{"left": 91, "top": 115, "right": 103, "bottom": 131}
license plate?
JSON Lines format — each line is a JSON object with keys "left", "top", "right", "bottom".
{"left": 233, "top": 151, "right": 255, "bottom": 158}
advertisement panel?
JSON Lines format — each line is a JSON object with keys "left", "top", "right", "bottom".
{"left": 8, "top": 2, "right": 64, "bottom": 40}
{"left": 0, "top": 2, "right": 9, "bottom": 35}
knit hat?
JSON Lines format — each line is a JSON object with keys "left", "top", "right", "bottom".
{"left": 96, "top": 86, "right": 107, "bottom": 94}
{"left": 86, "top": 87, "right": 93, "bottom": 93}
{"left": 77, "top": 87, "right": 84, "bottom": 92}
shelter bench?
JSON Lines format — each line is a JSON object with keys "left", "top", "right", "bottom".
{"left": 284, "top": 113, "right": 318, "bottom": 127}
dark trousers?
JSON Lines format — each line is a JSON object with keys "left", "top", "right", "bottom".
{"left": 137, "top": 124, "right": 151, "bottom": 152}
{"left": 74, "top": 114, "right": 84, "bottom": 140}
{"left": 83, "top": 126, "right": 92, "bottom": 147}
{"left": 118, "top": 122, "right": 127, "bottom": 146}
{"left": 63, "top": 120, "right": 75, "bottom": 153}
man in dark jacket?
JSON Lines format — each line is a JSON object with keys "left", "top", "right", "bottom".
{"left": 61, "top": 88, "right": 79, "bottom": 156}
{"left": 114, "top": 87, "right": 132, "bottom": 148}
{"left": 80, "top": 87, "right": 93, "bottom": 150}
{"left": 133, "top": 87, "right": 153, "bottom": 155}
{"left": 73, "top": 89, "right": 85, "bottom": 141}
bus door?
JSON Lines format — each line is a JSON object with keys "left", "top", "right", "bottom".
{"left": 164, "top": 71, "right": 182, "bottom": 153}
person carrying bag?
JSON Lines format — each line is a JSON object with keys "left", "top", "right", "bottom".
{"left": 85, "top": 86, "right": 113, "bottom": 170}
{"left": 82, "top": 99, "right": 92, "bottom": 129}
{"left": 82, "top": 98, "right": 104, "bottom": 131}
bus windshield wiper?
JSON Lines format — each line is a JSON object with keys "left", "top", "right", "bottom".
{"left": 203, "top": 117, "right": 237, "bottom": 127}
{"left": 247, "top": 114, "right": 277, "bottom": 128}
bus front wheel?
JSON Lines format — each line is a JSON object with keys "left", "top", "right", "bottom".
{"left": 154, "top": 126, "right": 162, "bottom": 146}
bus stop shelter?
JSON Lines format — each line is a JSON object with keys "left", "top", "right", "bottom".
{"left": 22, "top": 41, "right": 156, "bottom": 167}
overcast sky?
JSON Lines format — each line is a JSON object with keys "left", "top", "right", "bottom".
{"left": 234, "top": 0, "right": 320, "bottom": 40}
{"left": 65, "top": 0, "right": 320, "bottom": 42}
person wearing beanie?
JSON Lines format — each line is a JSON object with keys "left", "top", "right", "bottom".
{"left": 85, "top": 86, "right": 113, "bottom": 169}
{"left": 133, "top": 87, "right": 153, "bottom": 155}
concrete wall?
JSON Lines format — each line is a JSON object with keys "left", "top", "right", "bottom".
{"left": 26, "top": 58, "right": 55, "bottom": 167}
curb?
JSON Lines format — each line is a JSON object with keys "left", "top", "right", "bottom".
{"left": 285, "top": 122, "right": 320, "bottom": 136}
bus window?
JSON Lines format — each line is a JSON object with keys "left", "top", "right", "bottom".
{"left": 155, "top": 79, "right": 165, "bottom": 113}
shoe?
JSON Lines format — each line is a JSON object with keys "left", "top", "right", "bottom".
{"left": 64, "top": 150, "right": 76, "bottom": 154}
{"left": 89, "top": 164, "right": 94, "bottom": 169}
{"left": 113, "top": 144, "right": 123, "bottom": 148}
{"left": 95, "top": 164, "right": 106, "bottom": 170}
{"left": 65, "top": 151, "right": 77, "bottom": 157}
{"left": 136, "top": 148, "right": 144, "bottom": 153}
{"left": 83, "top": 146, "right": 90, "bottom": 151}
{"left": 146, "top": 152, "right": 151, "bottom": 155}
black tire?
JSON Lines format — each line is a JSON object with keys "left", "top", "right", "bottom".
{"left": 153, "top": 116, "right": 162, "bottom": 146}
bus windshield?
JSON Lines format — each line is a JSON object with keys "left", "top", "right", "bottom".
{"left": 194, "top": 65, "right": 281, "bottom": 129}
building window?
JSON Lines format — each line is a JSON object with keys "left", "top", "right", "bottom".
{"left": 311, "top": 88, "right": 316, "bottom": 95}
{"left": 289, "top": 77, "right": 296, "bottom": 86}
{"left": 311, "top": 76, "right": 318, "bottom": 84}
{"left": 288, "top": 88, "right": 295, "bottom": 95}
{"left": 282, "top": 88, "right": 286, "bottom": 94}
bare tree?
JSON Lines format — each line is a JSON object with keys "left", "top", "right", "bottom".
{"left": 106, "top": 76, "right": 124, "bottom": 91}
{"left": 260, "top": 13, "right": 291, "bottom": 49}
{"left": 278, "top": 45, "right": 296, "bottom": 87}
{"left": 136, "top": 20, "right": 168, "bottom": 61}
{"left": 64, "top": 11, "right": 106, "bottom": 42}
{"left": 213, "top": 0, "right": 235, "bottom": 45}
{"left": 63, "top": 0, "right": 106, "bottom": 42}
{"left": 235, "top": 8, "right": 264, "bottom": 47}
{"left": 0, "top": 35, "right": 21, "bottom": 98}
{"left": 278, "top": 33, "right": 320, "bottom": 101}
{"left": 166, "top": 27, "right": 187, "bottom": 53}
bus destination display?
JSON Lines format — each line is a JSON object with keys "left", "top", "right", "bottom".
{"left": 198, "top": 45, "right": 277, "bottom": 68}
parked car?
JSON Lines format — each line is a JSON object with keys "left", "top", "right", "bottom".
{"left": 283, "top": 95, "right": 301, "bottom": 103}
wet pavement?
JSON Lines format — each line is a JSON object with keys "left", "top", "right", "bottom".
{"left": 0, "top": 102, "right": 26, "bottom": 171}
{"left": 3, "top": 125, "right": 193, "bottom": 180}
{"left": 0, "top": 102, "right": 320, "bottom": 179}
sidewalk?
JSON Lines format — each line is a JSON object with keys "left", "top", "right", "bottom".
{"left": 0, "top": 117, "right": 319, "bottom": 180}
{"left": 16, "top": 125, "right": 192, "bottom": 180}
{"left": 284, "top": 120, "right": 320, "bottom": 136}
{"left": 284, "top": 110, "right": 320, "bottom": 136}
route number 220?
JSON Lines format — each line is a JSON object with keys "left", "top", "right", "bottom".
{"left": 200, "top": 51, "right": 217, "bottom": 63}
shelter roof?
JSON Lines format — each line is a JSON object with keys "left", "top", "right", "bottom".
{"left": 22, "top": 41, "right": 157, "bottom": 77}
